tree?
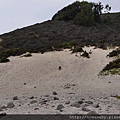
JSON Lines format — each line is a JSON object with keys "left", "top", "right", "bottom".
{"left": 74, "top": 1, "right": 95, "bottom": 26}
{"left": 52, "top": 1, "right": 111, "bottom": 25}
{"left": 92, "top": 2, "right": 103, "bottom": 22}
{"left": 104, "top": 4, "right": 111, "bottom": 13}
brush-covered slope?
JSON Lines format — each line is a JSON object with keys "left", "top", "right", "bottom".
{"left": 0, "top": 1, "right": 120, "bottom": 62}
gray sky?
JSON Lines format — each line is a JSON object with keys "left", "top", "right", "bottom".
{"left": 0, "top": 0, "right": 119, "bottom": 34}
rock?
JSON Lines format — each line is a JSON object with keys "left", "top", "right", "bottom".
{"left": 111, "top": 93, "right": 118, "bottom": 97}
{"left": 87, "top": 111, "right": 98, "bottom": 115}
{"left": 29, "top": 96, "right": 34, "bottom": 99}
{"left": 46, "top": 96, "right": 54, "bottom": 101}
{"left": 70, "top": 100, "right": 84, "bottom": 108}
{"left": 93, "top": 103, "right": 99, "bottom": 108}
{"left": 39, "top": 100, "right": 48, "bottom": 105}
{"left": 52, "top": 105, "right": 55, "bottom": 107}
{"left": 82, "top": 107, "right": 90, "bottom": 112}
{"left": 44, "top": 95, "right": 49, "bottom": 97}
{"left": 57, "top": 104, "right": 65, "bottom": 110}
{"left": 24, "top": 83, "right": 26, "bottom": 85}
{"left": 85, "top": 101, "right": 93, "bottom": 104}
{"left": 81, "top": 98, "right": 85, "bottom": 101}
{"left": 54, "top": 97, "right": 59, "bottom": 100}
{"left": 82, "top": 103, "right": 90, "bottom": 107}
{"left": 7, "top": 102, "right": 15, "bottom": 108}
{"left": 34, "top": 108, "right": 39, "bottom": 110}
{"left": 13, "top": 96, "right": 19, "bottom": 100}
{"left": 64, "top": 86, "right": 71, "bottom": 89}
{"left": 30, "top": 100, "right": 38, "bottom": 104}
{"left": 1, "top": 105, "right": 7, "bottom": 110}
{"left": 53, "top": 91, "right": 57, "bottom": 95}
{"left": 65, "top": 101, "right": 70, "bottom": 104}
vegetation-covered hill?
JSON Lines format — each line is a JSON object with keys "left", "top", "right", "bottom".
{"left": 0, "top": 1, "right": 120, "bottom": 63}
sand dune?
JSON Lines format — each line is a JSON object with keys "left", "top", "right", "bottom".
{"left": 0, "top": 47, "right": 120, "bottom": 114}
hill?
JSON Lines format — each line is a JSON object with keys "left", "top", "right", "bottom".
{"left": 0, "top": 1, "right": 120, "bottom": 62}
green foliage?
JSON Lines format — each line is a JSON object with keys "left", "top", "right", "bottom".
{"left": 107, "top": 49, "right": 120, "bottom": 57}
{"left": 72, "top": 46, "right": 84, "bottom": 53}
{"left": 74, "top": 2, "right": 95, "bottom": 26}
{"left": 52, "top": 1, "right": 81, "bottom": 21}
{"left": 0, "top": 48, "right": 26, "bottom": 58}
{"left": 104, "top": 4, "right": 111, "bottom": 13}
{"left": 103, "top": 58, "right": 120, "bottom": 71}
{"left": 0, "top": 57, "right": 10, "bottom": 63}
{"left": 99, "top": 57, "right": 120, "bottom": 75}
{"left": 92, "top": 2, "right": 103, "bottom": 22}
{"left": 81, "top": 51, "right": 90, "bottom": 58}
{"left": 52, "top": 1, "right": 111, "bottom": 26}
{"left": 60, "top": 41, "right": 75, "bottom": 48}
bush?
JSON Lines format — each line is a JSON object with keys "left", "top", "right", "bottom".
{"left": 0, "top": 57, "right": 10, "bottom": 63}
{"left": 72, "top": 46, "right": 84, "bottom": 53}
{"left": 0, "top": 48, "right": 26, "bottom": 58}
{"left": 81, "top": 51, "right": 90, "bottom": 58}
{"left": 60, "top": 41, "right": 75, "bottom": 49}
{"left": 107, "top": 49, "right": 120, "bottom": 57}
{"left": 103, "top": 58, "right": 120, "bottom": 71}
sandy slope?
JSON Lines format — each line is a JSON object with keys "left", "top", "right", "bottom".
{"left": 0, "top": 47, "right": 120, "bottom": 114}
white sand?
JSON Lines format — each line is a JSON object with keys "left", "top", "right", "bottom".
{"left": 0, "top": 47, "right": 120, "bottom": 114}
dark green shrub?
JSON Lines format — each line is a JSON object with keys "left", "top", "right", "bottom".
{"left": 0, "top": 57, "right": 10, "bottom": 63}
{"left": 107, "top": 49, "right": 120, "bottom": 57}
{"left": 103, "top": 58, "right": 120, "bottom": 71}
{"left": 81, "top": 51, "right": 90, "bottom": 58}
{"left": 72, "top": 46, "right": 84, "bottom": 53}
{"left": 60, "top": 41, "right": 75, "bottom": 49}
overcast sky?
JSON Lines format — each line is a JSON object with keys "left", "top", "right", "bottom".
{"left": 0, "top": 0, "right": 119, "bottom": 35}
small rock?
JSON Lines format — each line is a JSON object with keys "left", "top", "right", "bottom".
{"left": 65, "top": 101, "right": 70, "bottom": 104}
{"left": 39, "top": 100, "right": 47, "bottom": 105}
{"left": 111, "top": 93, "right": 118, "bottom": 97}
{"left": 64, "top": 86, "right": 71, "bottom": 89}
{"left": 93, "top": 103, "right": 99, "bottom": 108}
{"left": 7, "top": 102, "right": 15, "bottom": 108}
{"left": 30, "top": 100, "right": 38, "bottom": 104}
{"left": 1, "top": 105, "right": 7, "bottom": 110}
{"left": 46, "top": 96, "right": 54, "bottom": 101}
{"left": 87, "top": 111, "right": 98, "bottom": 115}
{"left": 82, "top": 103, "right": 90, "bottom": 107}
{"left": 85, "top": 101, "right": 93, "bottom": 104}
{"left": 53, "top": 91, "right": 57, "bottom": 95}
{"left": 54, "top": 97, "right": 59, "bottom": 100}
{"left": 13, "top": 96, "right": 19, "bottom": 100}
{"left": 81, "top": 98, "right": 85, "bottom": 101}
{"left": 82, "top": 107, "right": 90, "bottom": 112}
{"left": 70, "top": 100, "right": 84, "bottom": 108}
{"left": 57, "top": 104, "right": 64, "bottom": 110}
{"left": 24, "top": 83, "right": 26, "bottom": 85}
{"left": 108, "top": 81, "right": 111, "bottom": 83}
{"left": 29, "top": 96, "right": 34, "bottom": 99}
{"left": 34, "top": 108, "right": 39, "bottom": 110}
{"left": 52, "top": 105, "right": 55, "bottom": 107}
{"left": 44, "top": 95, "right": 49, "bottom": 97}
{"left": 69, "top": 93, "right": 75, "bottom": 94}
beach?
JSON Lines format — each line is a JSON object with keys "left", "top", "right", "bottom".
{"left": 0, "top": 47, "right": 120, "bottom": 114}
